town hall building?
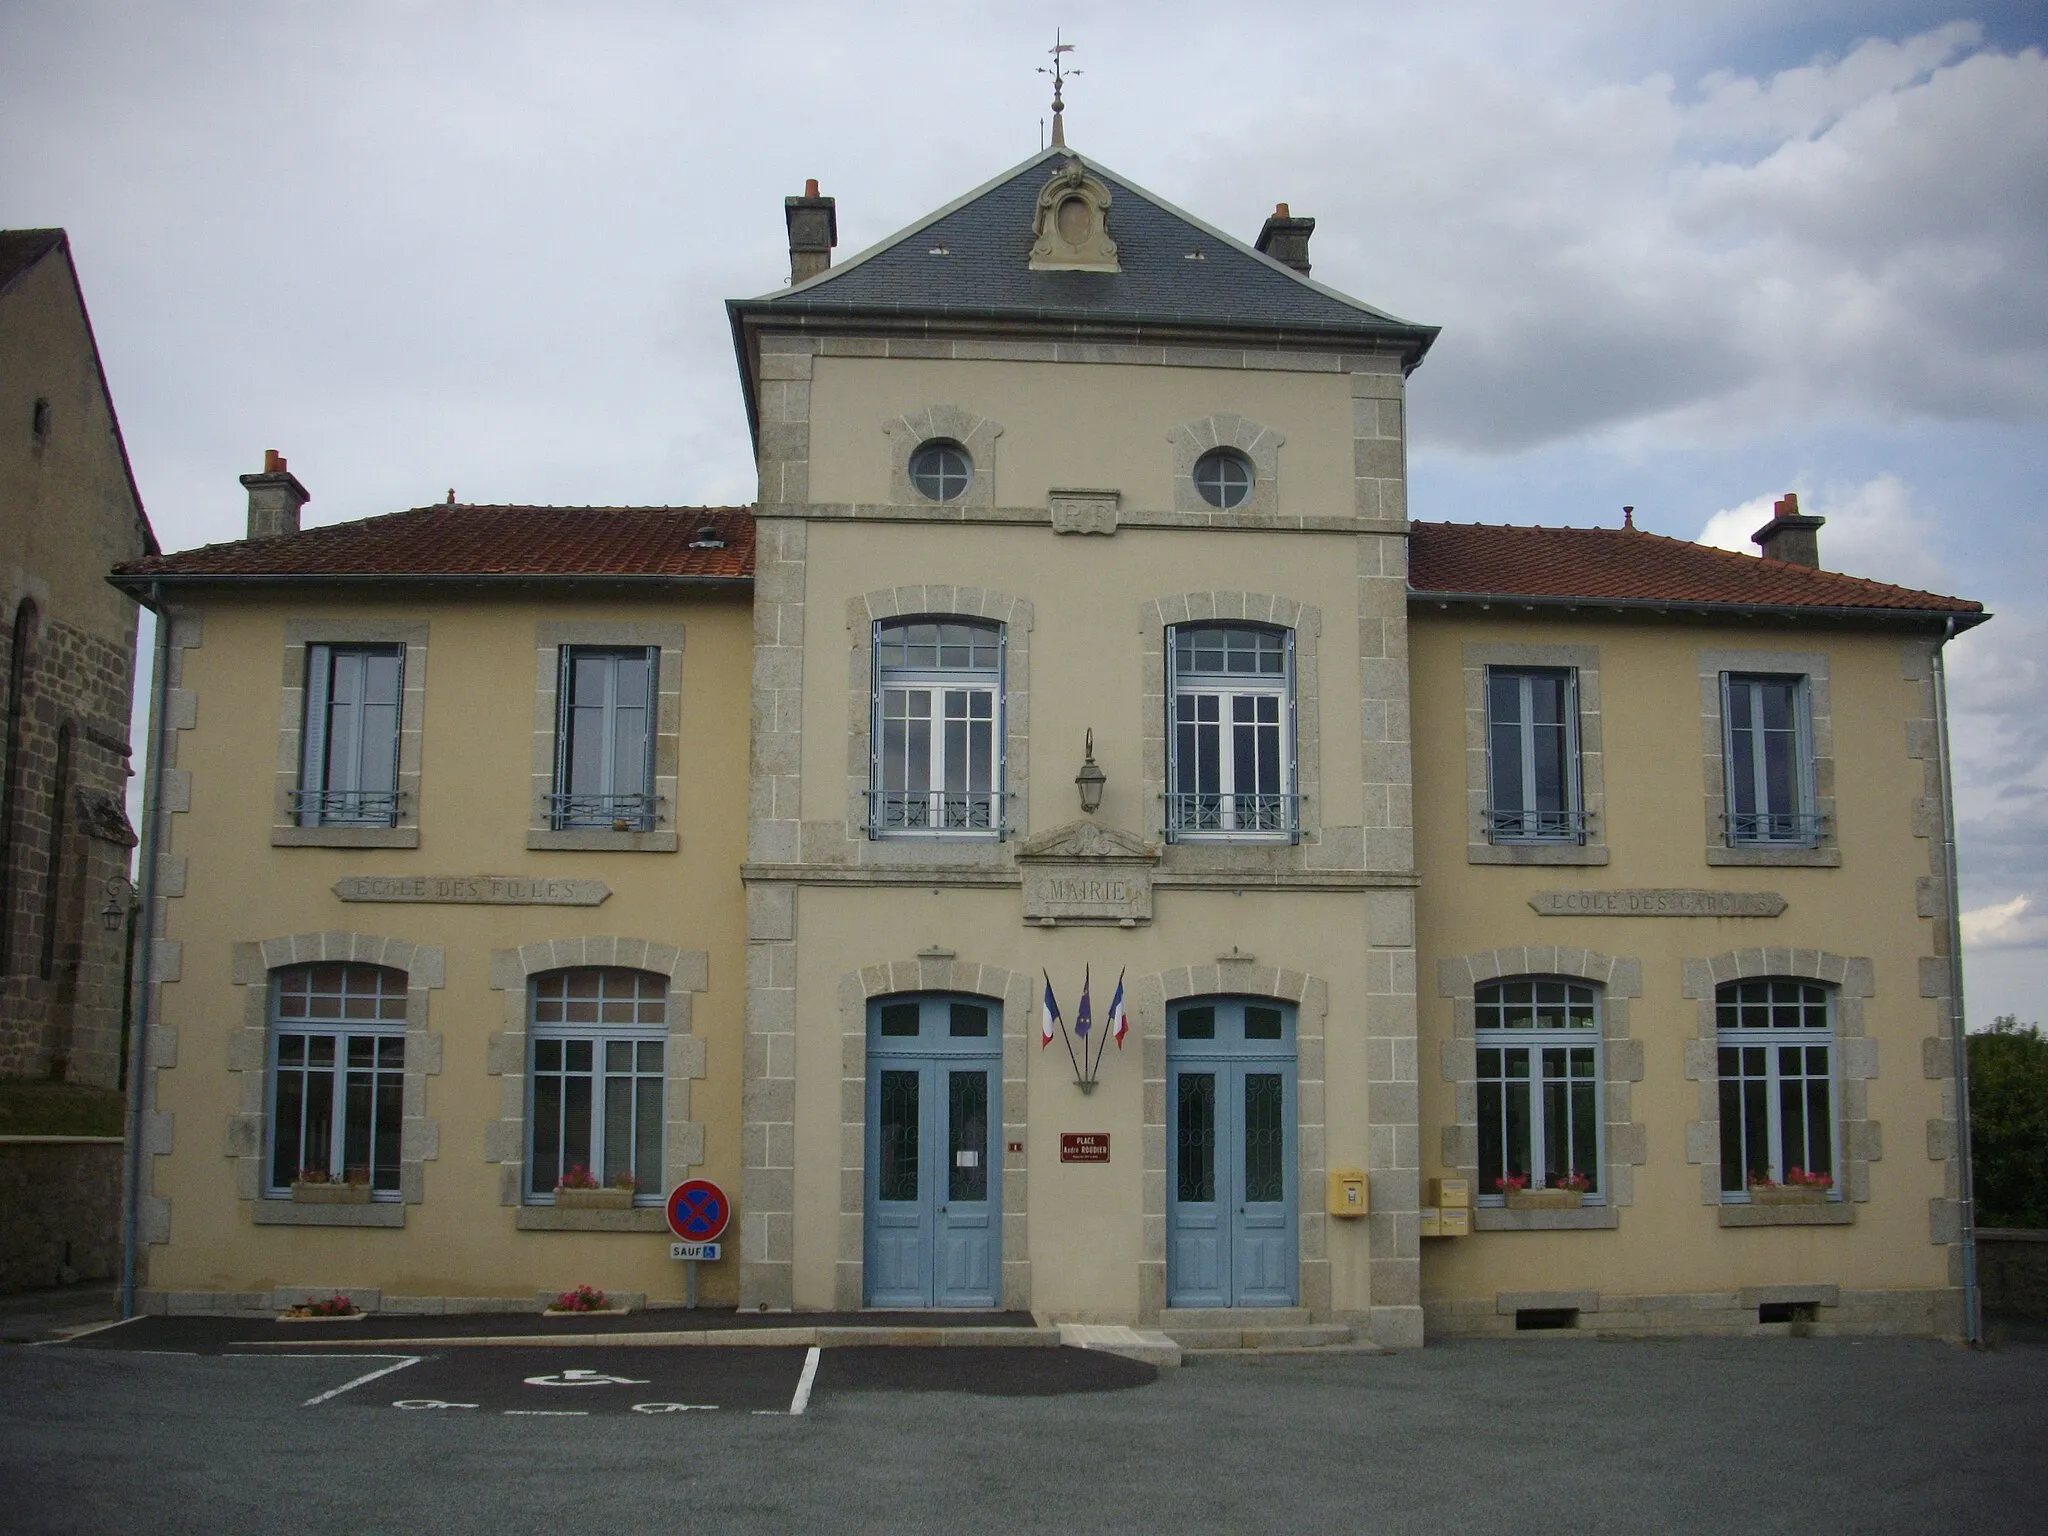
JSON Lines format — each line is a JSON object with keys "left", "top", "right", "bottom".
{"left": 110, "top": 141, "right": 1985, "bottom": 1347}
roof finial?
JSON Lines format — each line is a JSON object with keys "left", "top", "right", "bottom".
{"left": 1040, "top": 29, "right": 1078, "bottom": 148}
{"left": 1623, "top": 504, "right": 1635, "bottom": 529}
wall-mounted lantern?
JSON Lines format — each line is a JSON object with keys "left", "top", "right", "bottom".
{"left": 1075, "top": 729, "right": 1106, "bottom": 815}
{"left": 99, "top": 874, "right": 138, "bottom": 933}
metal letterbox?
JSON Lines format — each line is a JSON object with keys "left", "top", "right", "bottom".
{"left": 1327, "top": 1167, "right": 1369, "bottom": 1217}
{"left": 1430, "top": 1176, "right": 1471, "bottom": 1210}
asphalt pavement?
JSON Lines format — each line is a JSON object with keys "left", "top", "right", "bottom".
{"left": 3, "top": 1332, "right": 2044, "bottom": 1533}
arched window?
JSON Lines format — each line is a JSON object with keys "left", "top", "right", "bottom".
{"left": 527, "top": 967, "right": 667, "bottom": 1202}
{"left": 268, "top": 963, "right": 408, "bottom": 1196}
{"left": 0, "top": 600, "right": 38, "bottom": 972}
{"left": 37, "top": 721, "right": 70, "bottom": 979}
{"left": 869, "top": 618, "right": 1004, "bottom": 836}
{"left": 1716, "top": 978, "right": 1837, "bottom": 1198}
{"left": 1474, "top": 977, "right": 1602, "bottom": 1202}
{"left": 1166, "top": 623, "right": 1295, "bottom": 838}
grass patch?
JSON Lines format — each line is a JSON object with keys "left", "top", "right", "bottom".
{"left": 0, "top": 1079, "right": 126, "bottom": 1137}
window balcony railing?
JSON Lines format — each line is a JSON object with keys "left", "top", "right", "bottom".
{"left": 1725, "top": 811, "right": 1827, "bottom": 847}
{"left": 289, "top": 789, "right": 401, "bottom": 828}
{"left": 1486, "top": 808, "right": 1593, "bottom": 844}
{"left": 1165, "top": 791, "right": 1300, "bottom": 839}
{"left": 867, "top": 790, "right": 1004, "bottom": 837}
{"left": 549, "top": 792, "right": 660, "bottom": 832}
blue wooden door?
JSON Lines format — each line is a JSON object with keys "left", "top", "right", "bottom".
{"left": 865, "top": 996, "right": 1001, "bottom": 1309}
{"left": 1167, "top": 999, "right": 1297, "bottom": 1308}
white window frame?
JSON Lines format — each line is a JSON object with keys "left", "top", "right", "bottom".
{"left": 1721, "top": 672, "right": 1819, "bottom": 847}
{"left": 1485, "top": 667, "right": 1585, "bottom": 844}
{"left": 296, "top": 643, "right": 403, "bottom": 827}
{"left": 1165, "top": 622, "right": 1297, "bottom": 841}
{"left": 525, "top": 967, "right": 669, "bottom": 1205}
{"left": 553, "top": 646, "right": 660, "bottom": 831}
{"left": 869, "top": 617, "right": 1006, "bottom": 838}
{"left": 264, "top": 963, "right": 408, "bottom": 1199}
{"left": 1716, "top": 978, "right": 1840, "bottom": 1200}
{"left": 1473, "top": 976, "right": 1604, "bottom": 1204}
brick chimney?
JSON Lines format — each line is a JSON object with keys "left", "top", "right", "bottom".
{"left": 785, "top": 178, "right": 837, "bottom": 286}
{"left": 1255, "top": 202, "right": 1315, "bottom": 275}
{"left": 240, "top": 449, "right": 309, "bottom": 540}
{"left": 1750, "top": 492, "right": 1826, "bottom": 567}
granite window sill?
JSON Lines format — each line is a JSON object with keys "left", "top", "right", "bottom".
{"left": 1473, "top": 1205, "right": 1620, "bottom": 1231}
{"left": 252, "top": 1200, "right": 405, "bottom": 1228}
{"left": 1468, "top": 842, "right": 1610, "bottom": 866}
{"left": 272, "top": 826, "right": 421, "bottom": 849}
{"left": 1718, "top": 1202, "right": 1853, "bottom": 1227}
{"left": 526, "top": 829, "right": 678, "bottom": 853}
{"left": 1706, "top": 845, "right": 1841, "bottom": 868}
{"left": 514, "top": 1206, "right": 671, "bottom": 1232}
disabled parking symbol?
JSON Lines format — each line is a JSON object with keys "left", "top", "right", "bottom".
{"left": 523, "top": 1369, "right": 651, "bottom": 1388}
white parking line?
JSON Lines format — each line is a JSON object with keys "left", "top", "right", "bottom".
{"left": 789, "top": 1345, "right": 822, "bottom": 1416}
{"left": 301, "top": 1354, "right": 422, "bottom": 1407}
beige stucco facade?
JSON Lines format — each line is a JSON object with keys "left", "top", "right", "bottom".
{"left": 1411, "top": 613, "right": 1965, "bottom": 1335}
{"left": 131, "top": 591, "right": 753, "bottom": 1309}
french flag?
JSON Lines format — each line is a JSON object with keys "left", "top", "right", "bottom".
{"left": 1041, "top": 973, "right": 1061, "bottom": 1049}
{"left": 1107, "top": 970, "right": 1128, "bottom": 1047}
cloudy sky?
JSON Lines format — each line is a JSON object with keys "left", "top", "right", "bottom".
{"left": 4, "top": 1, "right": 2043, "bottom": 1023}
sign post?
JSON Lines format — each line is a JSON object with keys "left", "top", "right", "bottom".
{"left": 664, "top": 1179, "right": 730, "bottom": 1310}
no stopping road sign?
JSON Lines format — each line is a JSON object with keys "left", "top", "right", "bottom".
{"left": 665, "top": 1179, "right": 730, "bottom": 1244}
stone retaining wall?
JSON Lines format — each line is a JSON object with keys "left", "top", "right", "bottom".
{"left": 0, "top": 1137, "right": 122, "bottom": 1293}
{"left": 1979, "top": 1229, "right": 2048, "bottom": 1322}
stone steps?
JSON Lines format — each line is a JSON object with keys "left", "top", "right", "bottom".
{"left": 1157, "top": 1309, "right": 1359, "bottom": 1352}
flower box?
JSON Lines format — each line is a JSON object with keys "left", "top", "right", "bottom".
{"left": 1505, "top": 1187, "right": 1585, "bottom": 1211}
{"left": 1748, "top": 1184, "right": 1830, "bottom": 1206}
{"left": 291, "top": 1181, "right": 372, "bottom": 1205}
{"left": 277, "top": 1309, "right": 366, "bottom": 1323}
{"left": 542, "top": 1305, "right": 631, "bottom": 1317}
{"left": 553, "top": 1186, "right": 634, "bottom": 1211}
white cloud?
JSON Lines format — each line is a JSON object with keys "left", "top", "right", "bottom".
{"left": 1694, "top": 473, "right": 1947, "bottom": 589}
{"left": 1963, "top": 894, "right": 2048, "bottom": 951}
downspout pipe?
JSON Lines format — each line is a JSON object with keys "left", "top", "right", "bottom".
{"left": 1931, "top": 616, "right": 1982, "bottom": 1345}
{"left": 119, "top": 585, "right": 171, "bottom": 1320}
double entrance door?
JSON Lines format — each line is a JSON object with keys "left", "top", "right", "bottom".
{"left": 1168, "top": 997, "right": 1298, "bottom": 1308}
{"left": 864, "top": 993, "right": 1001, "bottom": 1309}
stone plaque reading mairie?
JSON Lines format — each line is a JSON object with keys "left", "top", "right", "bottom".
{"left": 1529, "top": 888, "right": 1785, "bottom": 918}
{"left": 1016, "top": 820, "right": 1158, "bottom": 925}
{"left": 335, "top": 874, "right": 611, "bottom": 906}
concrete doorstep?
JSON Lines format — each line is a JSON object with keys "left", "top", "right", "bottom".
{"left": 1056, "top": 1322, "right": 1184, "bottom": 1370}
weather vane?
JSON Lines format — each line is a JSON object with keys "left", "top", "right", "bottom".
{"left": 1039, "top": 29, "right": 1078, "bottom": 148}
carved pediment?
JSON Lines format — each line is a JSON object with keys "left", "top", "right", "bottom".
{"left": 1029, "top": 160, "right": 1120, "bottom": 273}
{"left": 1016, "top": 818, "right": 1158, "bottom": 863}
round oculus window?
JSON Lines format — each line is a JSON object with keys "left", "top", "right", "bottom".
{"left": 1192, "top": 448, "right": 1254, "bottom": 509}
{"left": 909, "top": 440, "right": 973, "bottom": 502}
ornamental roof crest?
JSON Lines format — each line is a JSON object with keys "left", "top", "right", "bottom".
{"left": 1028, "top": 158, "right": 1120, "bottom": 273}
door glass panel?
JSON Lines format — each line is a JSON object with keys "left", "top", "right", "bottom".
{"left": 1244, "top": 1005, "right": 1283, "bottom": 1040}
{"left": 1177, "top": 1073, "right": 1216, "bottom": 1201}
{"left": 879, "top": 1003, "right": 919, "bottom": 1037}
{"left": 878, "top": 1069, "right": 919, "bottom": 1201}
{"left": 949, "top": 1003, "right": 989, "bottom": 1038}
{"left": 948, "top": 1070, "right": 988, "bottom": 1202}
{"left": 1244, "top": 1073, "right": 1284, "bottom": 1203}
{"left": 1177, "top": 1006, "right": 1215, "bottom": 1040}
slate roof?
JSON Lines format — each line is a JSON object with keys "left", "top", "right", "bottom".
{"left": 740, "top": 148, "right": 1434, "bottom": 342}
{"left": 0, "top": 228, "right": 66, "bottom": 292}
{"left": 112, "top": 505, "right": 754, "bottom": 584}
{"left": 1409, "top": 521, "right": 1984, "bottom": 625}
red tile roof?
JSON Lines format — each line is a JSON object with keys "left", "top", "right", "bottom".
{"left": 114, "top": 504, "right": 754, "bottom": 583}
{"left": 1409, "top": 521, "right": 1982, "bottom": 622}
